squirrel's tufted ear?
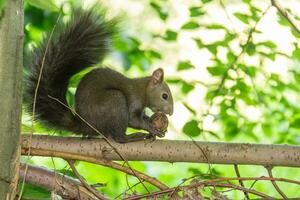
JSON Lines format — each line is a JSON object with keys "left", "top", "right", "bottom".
{"left": 150, "top": 68, "right": 164, "bottom": 86}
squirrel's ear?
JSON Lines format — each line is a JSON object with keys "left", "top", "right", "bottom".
{"left": 150, "top": 68, "right": 164, "bottom": 87}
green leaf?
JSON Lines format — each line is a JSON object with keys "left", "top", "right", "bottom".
{"left": 245, "top": 42, "right": 256, "bottom": 56}
{"left": 181, "top": 82, "right": 195, "bottom": 94}
{"left": 183, "top": 120, "right": 201, "bottom": 137}
{"left": 262, "top": 123, "right": 272, "bottom": 137}
{"left": 22, "top": 183, "right": 51, "bottom": 198}
{"left": 290, "top": 114, "right": 300, "bottom": 128}
{"left": 224, "top": 117, "right": 239, "bottom": 140}
{"left": 194, "top": 38, "right": 204, "bottom": 48}
{"left": 163, "top": 30, "right": 178, "bottom": 41}
{"left": 181, "top": 21, "right": 200, "bottom": 30}
{"left": 227, "top": 51, "right": 236, "bottom": 64}
{"left": 201, "top": 0, "right": 213, "bottom": 3}
{"left": 166, "top": 78, "right": 182, "bottom": 84}
{"left": 189, "top": 6, "right": 205, "bottom": 17}
{"left": 27, "top": 0, "right": 59, "bottom": 12}
{"left": 292, "top": 48, "right": 300, "bottom": 61}
{"left": 257, "top": 41, "right": 277, "bottom": 49}
{"left": 205, "top": 24, "right": 227, "bottom": 30}
{"left": 177, "top": 61, "right": 194, "bottom": 71}
{"left": 150, "top": 2, "right": 168, "bottom": 21}
{"left": 259, "top": 51, "right": 276, "bottom": 61}
{"left": 206, "top": 44, "right": 218, "bottom": 54}
{"left": 233, "top": 13, "right": 249, "bottom": 24}
{"left": 291, "top": 29, "right": 300, "bottom": 38}
{"left": 207, "top": 65, "right": 227, "bottom": 76}
{"left": 246, "top": 66, "right": 256, "bottom": 77}
{"left": 147, "top": 50, "right": 162, "bottom": 59}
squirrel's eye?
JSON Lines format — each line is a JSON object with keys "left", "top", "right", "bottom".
{"left": 162, "top": 93, "right": 168, "bottom": 100}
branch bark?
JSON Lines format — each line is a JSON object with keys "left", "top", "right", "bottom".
{"left": 0, "top": 0, "right": 23, "bottom": 199}
{"left": 271, "top": 0, "right": 300, "bottom": 33}
{"left": 21, "top": 135, "right": 300, "bottom": 167}
{"left": 19, "top": 163, "right": 106, "bottom": 200}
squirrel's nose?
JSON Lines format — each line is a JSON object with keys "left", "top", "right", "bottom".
{"left": 165, "top": 105, "right": 173, "bottom": 115}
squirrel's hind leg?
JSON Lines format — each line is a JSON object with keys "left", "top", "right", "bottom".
{"left": 113, "top": 132, "right": 149, "bottom": 143}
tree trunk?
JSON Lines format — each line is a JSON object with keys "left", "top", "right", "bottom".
{"left": 0, "top": 0, "right": 23, "bottom": 199}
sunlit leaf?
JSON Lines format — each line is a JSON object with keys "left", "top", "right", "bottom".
{"left": 245, "top": 42, "right": 256, "bottom": 56}
{"left": 189, "top": 6, "right": 205, "bottom": 17}
{"left": 201, "top": 0, "right": 213, "bottom": 3}
{"left": 177, "top": 61, "right": 194, "bottom": 71}
{"left": 194, "top": 38, "right": 204, "bottom": 48}
{"left": 262, "top": 123, "right": 272, "bottom": 137}
{"left": 292, "top": 48, "right": 300, "bottom": 61}
{"left": 207, "top": 65, "right": 227, "bottom": 76}
{"left": 163, "top": 30, "right": 178, "bottom": 41}
{"left": 290, "top": 114, "right": 300, "bottom": 128}
{"left": 183, "top": 120, "right": 201, "bottom": 137}
{"left": 27, "top": 0, "right": 59, "bottom": 12}
{"left": 181, "top": 21, "right": 200, "bottom": 29}
{"left": 150, "top": 1, "right": 168, "bottom": 21}
{"left": 181, "top": 82, "right": 195, "bottom": 94}
{"left": 233, "top": 13, "right": 250, "bottom": 24}
{"left": 257, "top": 41, "right": 277, "bottom": 49}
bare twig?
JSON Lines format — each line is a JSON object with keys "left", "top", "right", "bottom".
{"left": 266, "top": 166, "right": 288, "bottom": 200}
{"left": 215, "top": 5, "right": 271, "bottom": 95}
{"left": 125, "top": 176, "right": 300, "bottom": 200}
{"left": 48, "top": 95, "right": 150, "bottom": 193}
{"left": 19, "top": 163, "right": 105, "bottom": 199}
{"left": 67, "top": 160, "right": 107, "bottom": 200}
{"left": 234, "top": 164, "right": 249, "bottom": 199}
{"left": 124, "top": 181, "right": 275, "bottom": 200}
{"left": 271, "top": 0, "right": 300, "bottom": 33}
{"left": 21, "top": 147, "right": 168, "bottom": 190}
{"left": 18, "top": 13, "right": 61, "bottom": 200}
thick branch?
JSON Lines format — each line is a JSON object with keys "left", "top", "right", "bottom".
{"left": 0, "top": 0, "right": 23, "bottom": 199}
{"left": 21, "top": 135, "right": 300, "bottom": 167}
{"left": 19, "top": 163, "right": 107, "bottom": 200}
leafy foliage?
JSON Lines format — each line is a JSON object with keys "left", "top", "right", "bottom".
{"left": 22, "top": 0, "right": 300, "bottom": 199}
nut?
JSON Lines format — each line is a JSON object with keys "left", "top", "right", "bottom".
{"left": 150, "top": 112, "right": 169, "bottom": 136}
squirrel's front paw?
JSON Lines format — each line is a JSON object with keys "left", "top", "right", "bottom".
{"left": 145, "top": 133, "right": 157, "bottom": 142}
{"left": 148, "top": 127, "right": 165, "bottom": 138}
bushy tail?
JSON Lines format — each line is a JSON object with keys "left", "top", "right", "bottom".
{"left": 24, "top": 7, "right": 116, "bottom": 132}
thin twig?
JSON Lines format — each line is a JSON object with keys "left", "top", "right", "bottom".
{"left": 67, "top": 160, "right": 108, "bottom": 200}
{"left": 18, "top": 13, "right": 61, "bottom": 200}
{"left": 266, "top": 166, "right": 288, "bottom": 200}
{"left": 114, "top": 181, "right": 145, "bottom": 199}
{"left": 20, "top": 148, "right": 169, "bottom": 190}
{"left": 234, "top": 164, "right": 250, "bottom": 200}
{"left": 48, "top": 95, "right": 151, "bottom": 193}
{"left": 124, "top": 182, "right": 275, "bottom": 200}
{"left": 215, "top": 5, "right": 271, "bottom": 95}
{"left": 125, "top": 176, "right": 300, "bottom": 200}
{"left": 271, "top": 0, "right": 300, "bottom": 33}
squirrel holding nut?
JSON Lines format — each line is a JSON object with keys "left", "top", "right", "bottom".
{"left": 24, "top": 7, "right": 173, "bottom": 143}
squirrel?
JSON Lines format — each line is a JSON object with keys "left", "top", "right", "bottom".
{"left": 24, "top": 7, "right": 174, "bottom": 143}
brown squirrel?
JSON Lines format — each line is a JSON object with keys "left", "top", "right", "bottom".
{"left": 24, "top": 8, "right": 173, "bottom": 143}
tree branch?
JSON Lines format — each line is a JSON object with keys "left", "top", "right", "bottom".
{"left": 20, "top": 147, "right": 168, "bottom": 190}
{"left": 271, "top": 0, "right": 300, "bottom": 33}
{"left": 266, "top": 166, "right": 288, "bottom": 200}
{"left": 21, "top": 135, "right": 300, "bottom": 167}
{"left": 67, "top": 160, "right": 107, "bottom": 200}
{"left": 19, "top": 163, "right": 107, "bottom": 200}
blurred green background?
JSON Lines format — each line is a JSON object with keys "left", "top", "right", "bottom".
{"left": 22, "top": 0, "right": 300, "bottom": 198}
